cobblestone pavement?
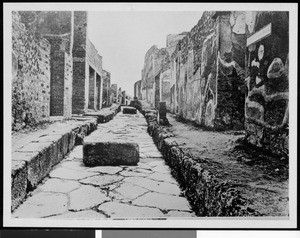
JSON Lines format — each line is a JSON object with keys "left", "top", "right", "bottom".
{"left": 12, "top": 110, "right": 196, "bottom": 219}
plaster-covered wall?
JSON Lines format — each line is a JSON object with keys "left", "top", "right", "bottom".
{"left": 171, "top": 11, "right": 218, "bottom": 127}
{"left": 244, "top": 12, "right": 289, "bottom": 157}
{"left": 170, "top": 11, "right": 246, "bottom": 129}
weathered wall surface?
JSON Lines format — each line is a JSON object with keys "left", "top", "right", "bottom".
{"left": 36, "top": 11, "right": 73, "bottom": 117}
{"left": 171, "top": 11, "right": 218, "bottom": 127}
{"left": 111, "top": 83, "right": 118, "bottom": 103}
{"left": 214, "top": 12, "right": 247, "bottom": 129}
{"left": 134, "top": 80, "right": 142, "bottom": 99}
{"left": 12, "top": 11, "right": 51, "bottom": 131}
{"left": 63, "top": 52, "right": 73, "bottom": 117}
{"left": 160, "top": 69, "right": 171, "bottom": 109}
{"left": 102, "top": 70, "right": 111, "bottom": 108}
{"left": 141, "top": 45, "right": 158, "bottom": 106}
{"left": 169, "top": 11, "right": 247, "bottom": 130}
{"left": 72, "top": 11, "right": 88, "bottom": 114}
{"left": 244, "top": 12, "right": 289, "bottom": 157}
{"left": 87, "top": 39, "right": 103, "bottom": 74}
{"left": 12, "top": 10, "right": 109, "bottom": 130}
{"left": 140, "top": 45, "right": 171, "bottom": 108}
{"left": 166, "top": 33, "right": 187, "bottom": 57}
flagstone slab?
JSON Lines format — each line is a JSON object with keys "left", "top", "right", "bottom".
{"left": 132, "top": 192, "right": 191, "bottom": 211}
{"left": 12, "top": 192, "right": 68, "bottom": 218}
{"left": 97, "top": 202, "right": 164, "bottom": 218}
{"left": 69, "top": 185, "right": 110, "bottom": 211}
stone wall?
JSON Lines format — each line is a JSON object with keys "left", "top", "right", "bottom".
{"left": 63, "top": 52, "right": 73, "bottom": 117}
{"left": 72, "top": 11, "right": 88, "bottom": 114}
{"left": 87, "top": 39, "right": 103, "bottom": 74}
{"left": 140, "top": 45, "right": 171, "bottom": 108}
{"left": 141, "top": 45, "right": 158, "bottom": 106}
{"left": 168, "top": 11, "right": 246, "bottom": 130}
{"left": 160, "top": 69, "right": 171, "bottom": 109}
{"left": 35, "top": 11, "right": 73, "bottom": 118}
{"left": 244, "top": 12, "right": 289, "bottom": 157}
{"left": 12, "top": 11, "right": 51, "bottom": 131}
{"left": 171, "top": 11, "right": 218, "bottom": 127}
{"left": 102, "top": 70, "right": 111, "bottom": 108}
{"left": 87, "top": 40, "right": 104, "bottom": 111}
{"left": 166, "top": 33, "right": 187, "bottom": 57}
{"left": 111, "top": 83, "right": 118, "bottom": 103}
{"left": 134, "top": 80, "right": 142, "bottom": 100}
{"left": 12, "top": 10, "right": 109, "bottom": 129}
{"left": 214, "top": 12, "right": 246, "bottom": 129}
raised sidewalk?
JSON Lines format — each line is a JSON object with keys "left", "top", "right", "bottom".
{"left": 11, "top": 104, "right": 120, "bottom": 212}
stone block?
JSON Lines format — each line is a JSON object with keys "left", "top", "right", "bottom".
{"left": 68, "top": 130, "right": 77, "bottom": 151}
{"left": 14, "top": 142, "right": 57, "bottom": 188}
{"left": 11, "top": 160, "right": 28, "bottom": 211}
{"left": 158, "top": 102, "right": 167, "bottom": 119}
{"left": 122, "top": 106, "right": 137, "bottom": 114}
{"left": 83, "top": 141, "right": 139, "bottom": 166}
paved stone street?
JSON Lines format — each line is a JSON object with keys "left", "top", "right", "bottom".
{"left": 12, "top": 109, "right": 196, "bottom": 219}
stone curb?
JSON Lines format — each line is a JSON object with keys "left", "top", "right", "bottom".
{"left": 11, "top": 119, "right": 98, "bottom": 212}
{"left": 144, "top": 111, "right": 258, "bottom": 216}
{"left": 83, "top": 105, "right": 121, "bottom": 123}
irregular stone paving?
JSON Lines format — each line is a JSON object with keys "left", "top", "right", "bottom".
{"left": 12, "top": 110, "right": 196, "bottom": 219}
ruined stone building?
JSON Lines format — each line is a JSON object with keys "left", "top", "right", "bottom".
{"left": 135, "top": 11, "right": 289, "bottom": 158}
{"left": 12, "top": 11, "right": 113, "bottom": 130}
{"left": 134, "top": 80, "right": 142, "bottom": 100}
{"left": 117, "top": 87, "right": 123, "bottom": 104}
{"left": 110, "top": 83, "right": 118, "bottom": 103}
{"left": 140, "top": 42, "right": 179, "bottom": 109}
{"left": 102, "top": 70, "right": 112, "bottom": 108}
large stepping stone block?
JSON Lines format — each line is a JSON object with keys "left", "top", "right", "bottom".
{"left": 83, "top": 140, "right": 139, "bottom": 166}
{"left": 122, "top": 106, "right": 137, "bottom": 114}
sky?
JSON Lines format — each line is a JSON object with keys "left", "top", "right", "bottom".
{"left": 88, "top": 11, "right": 203, "bottom": 97}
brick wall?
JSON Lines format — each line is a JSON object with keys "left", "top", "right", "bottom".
{"left": 12, "top": 11, "right": 51, "bottom": 131}
{"left": 72, "top": 11, "right": 88, "bottom": 114}
{"left": 244, "top": 12, "right": 289, "bottom": 157}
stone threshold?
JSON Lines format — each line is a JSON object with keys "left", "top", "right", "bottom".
{"left": 143, "top": 110, "right": 258, "bottom": 217}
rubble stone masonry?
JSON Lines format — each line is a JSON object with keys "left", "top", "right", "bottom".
{"left": 12, "top": 11, "right": 51, "bottom": 130}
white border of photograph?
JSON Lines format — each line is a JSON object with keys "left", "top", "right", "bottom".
{"left": 3, "top": 2, "right": 298, "bottom": 228}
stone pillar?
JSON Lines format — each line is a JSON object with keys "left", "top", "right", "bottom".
{"left": 50, "top": 51, "right": 65, "bottom": 116}
{"left": 72, "top": 11, "right": 88, "bottom": 114}
{"left": 158, "top": 102, "right": 167, "bottom": 119}
{"left": 88, "top": 66, "right": 95, "bottom": 110}
{"left": 95, "top": 73, "right": 102, "bottom": 110}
